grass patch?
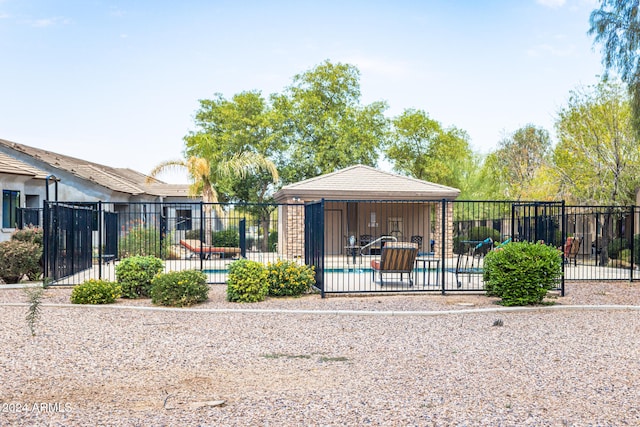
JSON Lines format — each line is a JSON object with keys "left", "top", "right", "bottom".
{"left": 261, "top": 353, "right": 312, "bottom": 360}
{"left": 318, "top": 356, "right": 349, "bottom": 363}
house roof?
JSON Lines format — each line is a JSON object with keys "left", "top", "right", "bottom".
{"left": 0, "top": 138, "right": 190, "bottom": 198}
{"left": 0, "top": 151, "right": 49, "bottom": 179}
{"left": 273, "top": 164, "right": 461, "bottom": 201}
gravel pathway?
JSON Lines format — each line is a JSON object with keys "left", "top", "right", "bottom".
{"left": 1, "top": 282, "right": 640, "bottom": 426}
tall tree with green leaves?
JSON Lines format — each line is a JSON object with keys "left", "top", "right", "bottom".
{"left": 181, "top": 91, "right": 280, "bottom": 250}
{"left": 589, "top": 0, "right": 640, "bottom": 137}
{"left": 184, "top": 91, "right": 279, "bottom": 204}
{"left": 486, "top": 124, "right": 552, "bottom": 200}
{"left": 386, "top": 108, "right": 473, "bottom": 191}
{"left": 271, "top": 60, "right": 389, "bottom": 184}
{"left": 554, "top": 80, "right": 640, "bottom": 265}
{"left": 554, "top": 80, "right": 639, "bottom": 205}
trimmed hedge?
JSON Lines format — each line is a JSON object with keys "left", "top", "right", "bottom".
{"left": 71, "top": 279, "right": 121, "bottom": 304}
{"left": 483, "top": 241, "right": 562, "bottom": 306}
{"left": 226, "top": 259, "right": 268, "bottom": 302}
{"left": 0, "top": 240, "right": 41, "bottom": 284}
{"left": 115, "top": 255, "right": 164, "bottom": 298}
{"left": 150, "top": 270, "right": 208, "bottom": 307}
{"left": 266, "top": 260, "right": 315, "bottom": 297}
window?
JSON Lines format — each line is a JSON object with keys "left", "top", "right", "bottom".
{"left": 176, "top": 209, "right": 192, "bottom": 231}
{"left": 2, "top": 190, "right": 20, "bottom": 228}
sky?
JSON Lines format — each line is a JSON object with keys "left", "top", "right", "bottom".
{"left": 0, "top": 0, "right": 605, "bottom": 183}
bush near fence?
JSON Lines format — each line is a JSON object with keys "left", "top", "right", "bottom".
{"left": 484, "top": 241, "right": 562, "bottom": 306}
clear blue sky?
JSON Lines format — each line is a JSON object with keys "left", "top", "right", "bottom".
{"left": 0, "top": 0, "right": 604, "bottom": 183}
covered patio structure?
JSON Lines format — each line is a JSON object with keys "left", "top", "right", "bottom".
{"left": 273, "top": 165, "right": 461, "bottom": 262}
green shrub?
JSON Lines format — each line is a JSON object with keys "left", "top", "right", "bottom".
{"left": 118, "top": 224, "right": 170, "bottom": 258}
{"left": 12, "top": 227, "right": 44, "bottom": 246}
{"left": 607, "top": 237, "right": 629, "bottom": 260}
{"left": 483, "top": 241, "right": 562, "bottom": 306}
{"left": 115, "top": 255, "right": 164, "bottom": 298}
{"left": 185, "top": 228, "right": 240, "bottom": 247}
{"left": 266, "top": 260, "right": 315, "bottom": 297}
{"left": 184, "top": 229, "right": 203, "bottom": 240}
{"left": 71, "top": 279, "right": 121, "bottom": 304}
{"left": 10, "top": 227, "right": 43, "bottom": 280}
{"left": 634, "top": 235, "right": 640, "bottom": 266}
{"left": 213, "top": 228, "right": 240, "bottom": 247}
{"left": 0, "top": 240, "right": 41, "bottom": 284}
{"left": 619, "top": 249, "right": 631, "bottom": 263}
{"left": 226, "top": 259, "right": 268, "bottom": 303}
{"left": 150, "top": 270, "right": 208, "bottom": 307}
{"left": 268, "top": 230, "right": 278, "bottom": 252}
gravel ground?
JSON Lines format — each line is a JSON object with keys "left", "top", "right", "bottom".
{"left": 1, "top": 282, "right": 640, "bottom": 426}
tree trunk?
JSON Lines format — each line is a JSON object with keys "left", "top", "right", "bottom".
{"left": 599, "top": 210, "right": 612, "bottom": 267}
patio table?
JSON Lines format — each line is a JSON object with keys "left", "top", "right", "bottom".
{"left": 344, "top": 245, "right": 361, "bottom": 264}
{"left": 415, "top": 256, "right": 440, "bottom": 286}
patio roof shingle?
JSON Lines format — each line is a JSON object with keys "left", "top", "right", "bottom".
{"left": 274, "top": 164, "right": 460, "bottom": 201}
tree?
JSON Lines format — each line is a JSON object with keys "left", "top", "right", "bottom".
{"left": 148, "top": 153, "right": 276, "bottom": 245}
{"left": 184, "top": 91, "right": 279, "bottom": 204}
{"left": 554, "top": 81, "right": 639, "bottom": 205}
{"left": 182, "top": 91, "right": 280, "bottom": 251}
{"left": 271, "top": 60, "right": 389, "bottom": 184}
{"left": 554, "top": 80, "right": 640, "bottom": 265}
{"left": 589, "top": 0, "right": 640, "bottom": 136}
{"left": 386, "top": 108, "right": 473, "bottom": 191}
{"left": 485, "top": 125, "right": 553, "bottom": 200}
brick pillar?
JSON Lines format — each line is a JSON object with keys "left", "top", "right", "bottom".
{"left": 433, "top": 201, "right": 454, "bottom": 259}
{"left": 279, "top": 201, "right": 304, "bottom": 259}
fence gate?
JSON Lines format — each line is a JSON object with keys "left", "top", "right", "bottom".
{"left": 305, "top": 200, "right": 325, "bottom": 296}
{"left": 512, "top": 202, "right": 565, "bottom": 246}
{"left": 43, "top": 202, "right": 94, "bottom": 282}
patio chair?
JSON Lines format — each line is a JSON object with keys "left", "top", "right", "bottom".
{"left": 455, "top": 237, "right": 493, "bottom": 288}
{"left": 410, "top": 235, "right": 423, "bottom": 251}
{"left": 180, "top": 239, "right": 241, "bottom": 260}
{"left": 359, "top": 234, "right": 373, "bottom": 254}
{"left": 370, "top": 241, "right": 419, "bottom": 286}
{"left": 563, "top": 236, "right": 582, "bottom": 266}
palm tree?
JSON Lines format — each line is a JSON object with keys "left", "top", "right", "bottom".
{"left": 147, "top": 152, "right": 279, "bottom": 245}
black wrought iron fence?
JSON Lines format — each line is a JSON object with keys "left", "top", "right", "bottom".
{"left": 40, "top": 199, "right": 640, "bottom": 293}
{"left": 562, "top": 205, "right": 639, "bottom": 281}
{"left": 43, "top": 201, "right": 303, "bottom": 285}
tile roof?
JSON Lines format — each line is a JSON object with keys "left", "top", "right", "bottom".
{"left": 274, "top": 164, "right": 460, "bottom": 201}
{"left": 0, "top": 151, "right": 49, "bottom": 178}
{"left": 0, "top": 138, "right": 190, "bottom": 198}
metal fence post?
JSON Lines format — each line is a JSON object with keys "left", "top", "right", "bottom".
{"left": 199, "top": 201, "right": 204, "bottom": 269}
{"left": 239, "top": 218, "right": 246, "bottom": 258}
{"left": 630, "top": 205, "right": 635, "bottom": 283}
{"left": 441, "top": 199, "right": 446, "bottom": 295}
{"left": 98, "top": 201, "right": 103, "bottom": 280}
{"left": 561, "top": 200, "right": 565, "bottom": 296}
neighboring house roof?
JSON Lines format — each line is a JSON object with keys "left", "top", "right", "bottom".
{"left": 0, "top": 151, "right": 49, "bottom": 179}
{"left": 0, "top": 138, "right": 190, "bottom": 198}
{"left": 273, "top": 164, "right": 461, "bottom": 201}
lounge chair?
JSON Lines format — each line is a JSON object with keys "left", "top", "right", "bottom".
{"left": 370, "top": 242, "right": 419, "bottom": 286}
{"left": 180, "top": 239, "right": 241, "bottom": 260}
{"left": 563, "top": 236, "right": 582, "bottom": 266}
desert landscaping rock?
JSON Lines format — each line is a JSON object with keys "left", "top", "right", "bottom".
{"left": 1, "top": 282, "right": 639, "bottom": 426}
